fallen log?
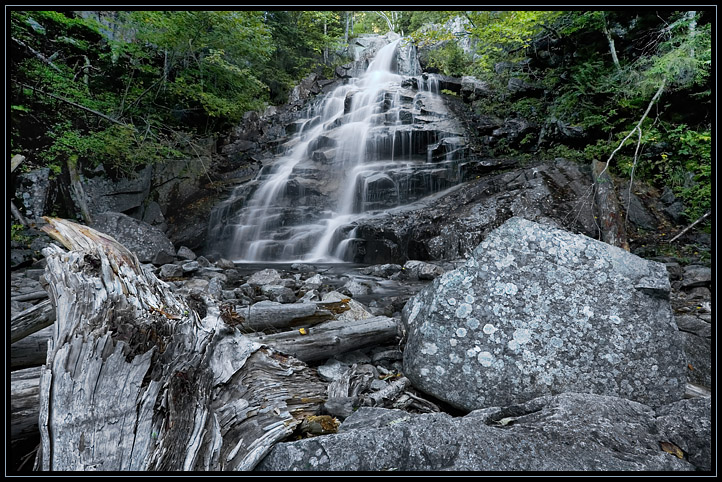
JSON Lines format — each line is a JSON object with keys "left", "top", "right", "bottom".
{"left": 11, "top": 299, "right": 55, "bottom": 343}
{"left": 247, "top": 316, "right": 399, "bottom": 362}
{"left": 11, "top": 325, "right": 53, "bottom": 369}
{"left": 11, "top": 367, "right": 41, "bottom": 471}
{"left": 13, "top": 291, "right": 50, "bottom": 302}
{"left": 236, "top": 298, "right": 350, "bottom": 332}
{"left": 592, "top": 159, "right": 630, "bottom": 251}
{"left": 34, "top": 218, "right": 326, "bottom": 471}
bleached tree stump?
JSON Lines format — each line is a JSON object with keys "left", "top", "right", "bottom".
{"left": 35, "top": 218, "right": 326, "bottom": 471}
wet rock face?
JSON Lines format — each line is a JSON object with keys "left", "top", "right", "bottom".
{"left": 402, "top": 217, "right": 686, "bottom": 411}
{"left": 353, "top": 158, "right": 598, "bottom": 264}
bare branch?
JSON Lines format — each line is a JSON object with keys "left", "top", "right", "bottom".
{"left": 669, "top": 211, "right": 711, "bottom": 243}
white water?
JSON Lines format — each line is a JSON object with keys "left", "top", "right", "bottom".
{"left": 212, "top": 37, "right": 466, "bottom": 263}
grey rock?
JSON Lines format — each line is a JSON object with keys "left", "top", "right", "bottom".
{"left": 181, "top": 261, "right": 200, "bottom": 273}
{"left": 141, "top": 200, "right": 166, "bottom": 227}
{"left": 159, "top": 264, "right": 184, "bottom": 279}
{"left": 358, "top": 264, "right": 403, "bottom": 278}
{"left": 664, "top": 201, "right": 687, "bottom": 224}
{"left": 260, "top": 285, "right": 296, "bottom": 303}
{"left": 323, "top": 397, "right": 359, "bottom": 420}
{"left": 152, "top": 250, "right": 176, "bottom": 266}
{"left": 208, "top": 277, "right": 224, "bottom": 299}
{"left": 90, "top": 211, "right": 175, "bottom": 263}
{"left": 353, "top": 159, "right": 598, "bottom": 264}
{"left": 303, "top": 274, "right": 324, "bottom": 290}
{"left": 402, "top": 217, "right": 686, "bottom": 411}
{"left": 619, "top": 188, "right": 658, "bottom": 230}
{"left": 342, "top": 278, "right": 373, "bottom": 296}
{"left": 660, "top": 186, "right": 677, "bottom": 205}
{"left": 176, "top": 246, "right": 197, "bottom": 260}
{"left": 15, "top": 168, "right": 52, "bottom": 221}
{"left": 247, "top": 268, "right": 282, "bottom": 287}
{"left": 257, "top": 393, "right": 695, "bottom": 471}
{"left": 675, "top": 315, "right": 711, "bottom": 338}
{"left": 196, "top": 255, "right": 211, "bottom": 268}
{"left": 291, "top": 263, "right": 314, "bottom": 272}
{"left": 655, "top": 397, "right": 711, "bottom": 471}
{"left": 681, "top": 265, "right": 711, "bottom": 289}
{"left": 84, "top": 165, "right": 152, "bottom": 216}
{"left": 216, "top": 258, "right": 236, "bottom": 269}
{"left": 681, "top": 332, "right": 711, "bottom": 388}
{"left": 403, "top": 260, "right": 445, "bottom": 280}
{"left": 317, "top": 359, "right": 349, "bottom": 382}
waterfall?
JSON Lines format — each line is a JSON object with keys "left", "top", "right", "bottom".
{"left": 209, "top": 36, "right": 467, "bottom": 263}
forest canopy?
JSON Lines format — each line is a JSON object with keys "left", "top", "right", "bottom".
{"left": 9, "top": 9, "right": 711, "bottom": 223}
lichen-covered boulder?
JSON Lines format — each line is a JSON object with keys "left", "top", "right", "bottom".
{"left": 402, "top": 217, "right": 686, "bottom": 411}
{"left": 257, "top": 393, "right": 703, "bottom": 471}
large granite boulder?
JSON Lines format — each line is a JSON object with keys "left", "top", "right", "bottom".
{"left": 90, "top": 211, "right": 175, "bottom": 263}
{"left": 257, "top": 393, "right": 706, "bottom": 471}
{"left": 402, "top": 217, "right": 686, "bottom": 411}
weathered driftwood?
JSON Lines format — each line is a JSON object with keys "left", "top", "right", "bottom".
{"left": 247, "top": 316, "right": 399, "bottom": 362}
{"left": 362, "top": 376, "right": 411, "bottom": 407}
{"left": 328, "top": 364, "right": 378, "bottom": 400}
{"left": 35, "top": 217, "right": 326, "bottom": 471}
{"left": 592, "top": 160, "right": 630, "bottom": 251}
{"left": 11, "top": 367, "right": 42, "bottom": 469}
{"left": 237, "top": 299, "right": 351, "bottom": 332}
{"left": 11, "top": 325, "right": 53, "bottom": 369}
{"left": 11, "top": 299, "right": 55, "bottom": 343}
{"left": 13, "top": 291, "right": 50, "bottom": 302}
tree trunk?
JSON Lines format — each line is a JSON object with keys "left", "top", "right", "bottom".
{"left": 65, "top": 157, "right": 93, "bottom": 224}
{"left": 35, "top": 217, "right": 326, "bottom": 471}
{"left": 247, "top": 316, "right": 399, "bottom": 362}
{"left": 592, "top": 160, "right": 630, "bottom": 251}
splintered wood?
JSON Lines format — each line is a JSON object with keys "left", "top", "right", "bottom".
{"left": 35, "top": 217, "right": 326, "bottom": 471}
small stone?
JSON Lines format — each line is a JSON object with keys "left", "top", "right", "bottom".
{"left": 182, "top": 261, "right": 200, "bottom": 273}
{"left": 216, "top": 258, "right": 236, "bottom": 269}
{"left": 196, "top": 256, "right": 211, "bottom": 268}
{"left": 159, "top": 264, "right": 184, "bottom": 278}
{"left": 177, "top": 246, "right": 197, "bottom": 260}
{"left": 317, "top": 359, "right": 349, "bottom": 382}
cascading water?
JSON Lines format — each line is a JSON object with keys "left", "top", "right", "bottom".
{"left": 208, "top": 36, "right": 469, "bottom": 262}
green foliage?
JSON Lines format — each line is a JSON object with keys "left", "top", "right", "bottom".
{"left": 11, "top": 223, "right": 32, "bottom": 245}
{"left": 425, "top": 41, "right": 469, "bottom": 77}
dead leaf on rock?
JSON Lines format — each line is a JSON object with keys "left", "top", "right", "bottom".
{"left": 659, "top": 441, "right": 684, "bottom": 459}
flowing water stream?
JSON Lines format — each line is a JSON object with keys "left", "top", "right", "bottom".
{"left": 208, "top": 37, "right": 469, "bottom": 262}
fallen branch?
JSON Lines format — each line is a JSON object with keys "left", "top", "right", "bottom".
{"left": 11, "top": 200, "right": 30, "bottom": 226}
{"left": 246, "top": 316, "right": 399, "bottom": 362}
{"left": 11, "top": 154, "right": 26, "bottom": 172}
{"left": 11, "top": 366, "right": 42, "bottom": 469}
{"left": 14, "top": 81, "right": 131, "bottom": 128}
{"left": 11, "top": 325, "right": 53, "bottom": 369}
{"left": 11, "top": 299, "right": 55, "bottom": 344}
{"left": 669, "top": 211, "right": 711, "bottom": 243}
{"left": 13, "top": 291, "right": 49, "bottom": 302}
{"left": 12, "top": 37, "right": 62, "bottom": 72}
